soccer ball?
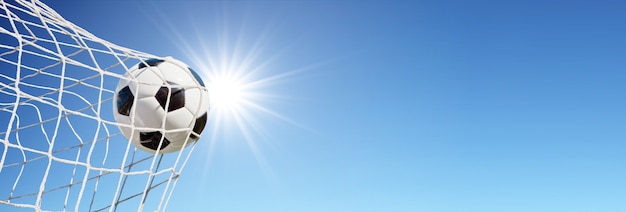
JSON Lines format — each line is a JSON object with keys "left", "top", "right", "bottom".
{"left": 113, "top": 57, "right": 209, "bottom": 154}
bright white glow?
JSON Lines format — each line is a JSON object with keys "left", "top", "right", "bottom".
{"left": 209, "top": 75, "right": 244, "bottom": 110}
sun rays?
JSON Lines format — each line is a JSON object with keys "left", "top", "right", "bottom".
{"left": 143, "top": 2, "right": 321, "bottom": 182}
{"left": 153, "top": 9, "right": 299, "bottom": 171}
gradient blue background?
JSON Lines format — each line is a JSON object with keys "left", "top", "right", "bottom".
{"left": 44, "top": 0, "right": 626, "bottom": 211}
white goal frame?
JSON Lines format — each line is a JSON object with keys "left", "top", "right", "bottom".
{"left": 0, "top": 0, "right": 200, "bottom": 211}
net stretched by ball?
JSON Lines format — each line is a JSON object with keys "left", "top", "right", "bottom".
{"left": 0, "top": 0, "right": 206, "bottom": 211}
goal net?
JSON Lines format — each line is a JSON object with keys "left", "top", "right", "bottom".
{"left": 0, "top": 0, "right": 200, "bottom": 211}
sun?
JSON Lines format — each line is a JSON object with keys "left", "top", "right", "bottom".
{"left": 178, "top": 30, "right": 291, "bottom": 148}
{"left": 209, "top": 74, "right": 245, "bottom": 111}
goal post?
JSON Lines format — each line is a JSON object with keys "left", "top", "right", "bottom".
{"left": 0, "top": 0, "right": 199, "bottom": 211}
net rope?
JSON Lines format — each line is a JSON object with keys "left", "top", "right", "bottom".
{"left": 0, "top": 0, "right": 199, "bottom": 211}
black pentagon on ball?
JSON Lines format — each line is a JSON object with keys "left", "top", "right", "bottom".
{"left": 117, "top": 86, "right": 134, "bottom": 116}
{"left": 138, "top": 58, "right": 165, "bottom": 69}
{"left": 139, "top": 131, "right": 171, "bottom": 151}
{"left": 188, "top": 67, "right": 205, "bottom": 87}
{"left": 154, "top": 85, "right": 185, "bottom": 112}
{"left": 190, "top": 113, "right": 207, "bottom": 140}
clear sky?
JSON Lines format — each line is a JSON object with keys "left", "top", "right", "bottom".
{"left": 26, "top": 0, "right": 626, "bottom": 211}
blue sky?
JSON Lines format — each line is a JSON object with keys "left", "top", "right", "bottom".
{"left": 7, "top": 0, "right": 626, "bottom": 211}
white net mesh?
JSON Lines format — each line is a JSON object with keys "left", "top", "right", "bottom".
{"left": 0, "top": 0, "right": 200, "bottom": 211}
